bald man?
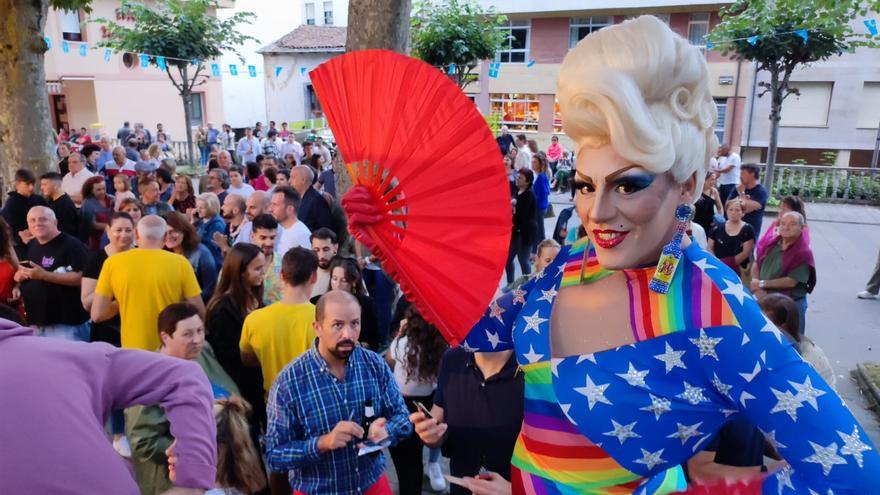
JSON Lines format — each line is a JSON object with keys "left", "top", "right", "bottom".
{"left": 265, "top": 289, "right": 411, "bottom": 494}
{"left": 290, "top": 165, "right": 333, "bottom": 232}
{"left": 92, "top": 215, "right": 204, "bottom": 351}
{"left": 233, "top": 190, "right": 269, "bottom": 247}
{"left": 15, "top": 206, "right": 90, "bottom": 340}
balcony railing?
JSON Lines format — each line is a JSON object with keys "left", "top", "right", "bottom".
{"left": 759, "top": 164, "right": 880, "bottom": 204}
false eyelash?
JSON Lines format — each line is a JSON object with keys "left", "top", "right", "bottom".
{"left": 572, "top": 180, "right": 592, "bottom": 192}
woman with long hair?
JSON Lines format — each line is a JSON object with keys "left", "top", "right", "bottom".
{"left": 206, "top": 243, "right": 267, "bottom": 429}
{"left": 163, "top": 211, "right": 218, "bottom": 304}
{"left": 246, "top": 162, "right": 270, "bottom": 191}
{"left": 209, "top": 397, "right": 267, "bottom": 495}
{"left": 80, "top": 175, "right": 115, "bottom": 249}
{"left": 171, "top": 175, "right": 196, "bottom": 214}
{"left": 312, "top": 257, "right": 382, "bottom": 350}
{"left": 81, "top": 212, "right": 135, "bottom": 456}
{"left": 386, "top": 306, "right": 450, "bottom": 494}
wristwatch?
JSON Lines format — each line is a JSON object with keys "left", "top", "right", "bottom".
{"left": 759, "top": 280, "right": 766, "bottom": 289}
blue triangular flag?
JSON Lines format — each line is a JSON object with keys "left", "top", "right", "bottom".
{"left": 78, "top": 44, "right": 87, "bottom": 57}
{"left": 747, "top": 35, "right": 759, "bottom": 46}
{"left": 706, "top": 40, "right": 714, "bottom": 51}
{"left": 62, "top": 41, "right": 70, "bottom": 53}
{"left": 300, "top": 67, "right": 307, "bottom": 76}
{"left": 248, "top": 65, "right": 257, "bottom": 77}
{"left": 865, "top": 19, "right": 878, "bottom": 36}
{"left": 156, "top": 56, "right": 166, "bottom": 70}
{"left": 229, "top": 64, "right": 238, "bottom": 76}
{"left": 211, "top": 63, "right": 220, "bottom": 77}
{"left": 44, "top": 37, "right": 51, "bottom": 49}
{"left": 140, "top": 54, "right": 149, "bottom": 68}
{"left": 447, "top": 63, "right": 456, "bottom": 75}
{"left": 275, "top": 66, "right": 282, "bottom": 77}
{"left": 104, "top": 49, "right": 112, "bottom": 62}
{"left": 191, "top": 59, "right": 199, "bottom": 66}
{"left": 527, "top": 59, "right": 536, "bottom": 67}
{"left": 794, "top": 29, "right": 808, "bottom": 43}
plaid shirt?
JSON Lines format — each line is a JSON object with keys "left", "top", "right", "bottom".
{"left": 266, "top": 343, "right": 412, "bottom": 494}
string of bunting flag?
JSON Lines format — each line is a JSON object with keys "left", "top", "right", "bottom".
{"left": 42, "top": 35, "right": 313, "bottom": 79}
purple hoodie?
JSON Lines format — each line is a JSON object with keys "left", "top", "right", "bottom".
{"left": 0, "top": 319, "right": 216, "bottom": 494}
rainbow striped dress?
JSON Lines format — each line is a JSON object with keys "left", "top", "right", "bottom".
{"left": 462, "top": 237, "right": 879, "bottom": 494}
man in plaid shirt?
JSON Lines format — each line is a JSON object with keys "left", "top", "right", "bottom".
{"left": 266, "top": 290, "right": 412, "bottom": 494}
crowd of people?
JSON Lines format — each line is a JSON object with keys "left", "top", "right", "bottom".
{"left": 3, "top": 17, "right": 878, "bottom": 494}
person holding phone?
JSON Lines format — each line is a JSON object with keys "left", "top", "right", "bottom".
{"left": 409, "top": 347, "right": 524, "bottom": 495}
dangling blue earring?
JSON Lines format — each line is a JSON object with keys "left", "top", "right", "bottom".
{"left": 649, "top": 203, "right": 694, "bottom": 294}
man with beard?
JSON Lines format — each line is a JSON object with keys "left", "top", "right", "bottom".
{"left": 213, "top": 193, "right": 246, "bottom": 255}
{"left": 249, "top": 213, "right": 283, "bottom": 305}
{"left": 231, "top": 190, "right": 267, "bottom": 248}
{"left": 309, "top": 228, "right": 337, "bottom": 298}
{"left": 265, "top": 290, "right": 411, "bottom": 495}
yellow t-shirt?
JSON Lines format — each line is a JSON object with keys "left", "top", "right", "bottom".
{"left": 240, "top": 302, "right": 316, "bottom": 396}
{"left": 95, "top": 249, "right": 202, "bottom": 351}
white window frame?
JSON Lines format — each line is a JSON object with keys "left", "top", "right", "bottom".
{"left": 305, "top": 3, "right": 316, "bottom": 25}
{"left": 59, "top": 9, "right": 83, "bottom": 42}
{"left": 323, "top": 1, "right": 333, "bottom": 25}
{"left": 688, "top": 13, "right": 710, "bottom": 54}
{"left": 490, "top": 93, "right": 540, "bottom": 132}
{"left": 495, "top": 20, "right": 530, "bottom": 64}
{"left": 569, "top": 16, "right": 613, "bottom": 48}
{"left": 714, "top": 97, "right": 727, "bottom": 144}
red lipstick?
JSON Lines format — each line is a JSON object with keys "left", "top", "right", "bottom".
{"left": 591, "top": 229, "right": 629, "bottom": 249}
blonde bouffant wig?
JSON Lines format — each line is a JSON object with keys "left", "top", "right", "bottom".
{"left": 557, "top": 15, "right": 718, "bottom": 196}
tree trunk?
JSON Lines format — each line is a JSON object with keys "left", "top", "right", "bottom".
{"left": 0, "top": 0, "right": 56, "bottom": 197}
{"left": 764, "top": 71, "right": 783, "bottom": 196}
{"left": 179, "top": 65, "right": 196, "bottom": 166}
{"left": 345, "top": 0, "right": 412, "bottom": 53}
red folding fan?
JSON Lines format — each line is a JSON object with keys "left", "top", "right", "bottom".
{"left": 310, "top": 50, "right": 511, "bottom": 346}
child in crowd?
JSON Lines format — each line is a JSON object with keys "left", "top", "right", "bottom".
{"left": 113, "top": 174, "right": 136, "bottom": 211}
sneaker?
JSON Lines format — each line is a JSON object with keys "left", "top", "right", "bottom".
{"left": 857, "top": 290, "right": 880, "bottom": 300}
{"left": 426, "top": 461, "right": 447, "bottom": 491}
{"left": 113, "top": 436, "right": 131, "bottom": 458}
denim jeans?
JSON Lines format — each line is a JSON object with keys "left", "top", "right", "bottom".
{"left": 34, "top": 321, "right": 91, "bottom": 342}
{"left": 795, "top": 297, "right": 808, "bottom": 335}
{"left": 507, "top": 232, "right": 532, "bottom": 284}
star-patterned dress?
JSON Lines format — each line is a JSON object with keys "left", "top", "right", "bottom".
{"left": 462, "top": 237, "right": 879, "bottom": 494}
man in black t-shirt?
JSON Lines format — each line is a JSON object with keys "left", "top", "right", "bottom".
{"left": 14, "top": 206, "right": 90, "bottom": 341}
{"left": 727, "top": 163, "right": 769, "bottom": 239}
{"left": 410, "top": 348, "right": 525, "bottom": 494}
{"left": 1, "top": 169, "right": 47, "bottom": 256}
{"left": 39, "top": 172, "right": 79, "bottom": 238}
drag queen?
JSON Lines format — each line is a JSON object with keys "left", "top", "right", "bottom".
{"left": 451, "top": 16, "right": 878, "bottom": 494}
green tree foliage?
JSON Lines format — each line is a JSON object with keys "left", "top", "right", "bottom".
{"left": 94, "top": 0, "right": 255, "bottom": 163}
{"left": 411, "top": 0, "right": 507, "bottom": 90}
{"left": 709, "top": 0, "right": 880, "bottom": 189}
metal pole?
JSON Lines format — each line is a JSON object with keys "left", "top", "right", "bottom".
{"left": 871, "top": 120, "right": 880, "bottom": 169}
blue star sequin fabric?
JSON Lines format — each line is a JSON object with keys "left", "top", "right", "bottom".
{"left": 462, "top": 240, "right": 879, "bottom": 494}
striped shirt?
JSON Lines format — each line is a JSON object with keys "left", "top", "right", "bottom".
{"left": 266, "top": 343, "right": 412, "bottom": 494}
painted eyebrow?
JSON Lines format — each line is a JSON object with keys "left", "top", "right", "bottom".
{"left": 575, "top": 165, "right": 645, "bottom": 183}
